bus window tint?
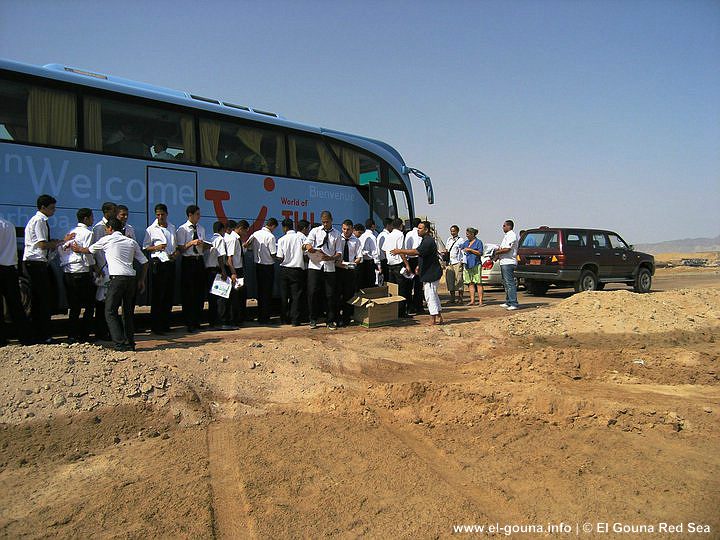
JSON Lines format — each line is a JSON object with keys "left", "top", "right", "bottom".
{"left": 201, "top": 118, "right": 286, "bottom": 176}
{"left": 0, "top": 79, "right": 77, "bottom": 148}
{"left": 389, "top": 167, "right": 403, "bottom": 185}
{"left": 288, "top": 134, "right": 347, "bottom": 183}
{"left": 392, "top": 189, "right": 411, "bottom": 225}
{"left": 330, "top": 144, "right": 380, "bottom": 185}
{"left": 84, "top": 96, "right": 195, "bottom": 162}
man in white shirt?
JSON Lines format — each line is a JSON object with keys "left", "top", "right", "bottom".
{"left": 444, "top": 225, "right": 464, "bottom": 304}
{"left": 143, "top": 203, "right": 177, "bottom": 335}
{"left": 75, "top": 218, "right": 148, "bottom": 351}
{"left": 23, "top": 194, "right": 75, "bottom": 344}
{"left": 224, "top": 220, "right": 249, "bottom": 326}
{"left": 303, "top": 210, "right": 342, "bottom": 329}
{"left": 494, "top": 219, "right": 520, "bottom": 310}
{"left": 354, "top": 223, "right": 378, "bottom": 289}
{"left": 336, "top": 219, "right": 363, "bottom": 327}
{"left": 404, "top": 218, "right": 424, "bottom": 314}
{"left": 376, "top": 218, "right": 393, "bottom": 284}
{"left": 116, "top": 205, "right": 136, "bottom": 241}
{"left": 152, "top": 138, "right": 174, "bottom": 160}
{"left": 204, "top": 221, "right": 229, "bottom": 329}
{"left": 276, "top": 218, "right": 307, "bottom": 326}
{"left": 383, "top": 217, "right": 410, "bottom": 318}
{"left": 176, "top": 205, "right": 207, "bottom": 332}
{"left": 58, "top": 208, "right": 97, "bottom": 342}
{"left": 244, "top": 217, "right": 278, "bottom": 323}
{"left": 92, "top": 201, "right": 117, "bottom": 340}
{"left": 365, "top": 218, "right": 379, "bottom": 238}
{"left": 0, "top": 216, "right": 31, "bottom": 345}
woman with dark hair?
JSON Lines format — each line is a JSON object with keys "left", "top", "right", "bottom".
{"left": 459, "top": 227, "right": 484, "bottom": 306}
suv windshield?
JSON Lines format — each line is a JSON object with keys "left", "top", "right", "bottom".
{"left": 521, "top": 231, "right": 559, "bottom": 248}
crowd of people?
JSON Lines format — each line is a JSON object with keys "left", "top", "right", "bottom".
{"left": 0, "top": 194, "right": 520, "bottom": 350}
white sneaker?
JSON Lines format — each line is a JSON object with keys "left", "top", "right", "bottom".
{"left": 500, "top": 303, "right": 509, "bottom": 308}
{"left": 506, "top": 305, "right": 519, "bottom": 311}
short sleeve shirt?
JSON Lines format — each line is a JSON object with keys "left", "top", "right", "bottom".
{"left": 416, "top": 236, "right": 443, "bottom": 283}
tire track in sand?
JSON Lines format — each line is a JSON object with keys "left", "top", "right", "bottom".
{"left": 207, "top": 421, "right": 257, "bottom": 539}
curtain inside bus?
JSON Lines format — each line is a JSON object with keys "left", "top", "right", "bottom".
{"left": 200, "top": 120, "right": 220, "bottom": 166}
{"left": 28, "top": 88, "right": 76, "bottom": 148}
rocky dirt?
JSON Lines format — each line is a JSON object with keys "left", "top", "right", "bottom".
{"left": 1, "top": 269, "right": 718, "bottom": 538}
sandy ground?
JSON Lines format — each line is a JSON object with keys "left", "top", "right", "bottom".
{"left": 1, "top": 267, "right": 718, "bottom": 539}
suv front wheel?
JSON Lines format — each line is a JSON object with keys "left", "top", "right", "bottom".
{"left": 633, "top": 267, "right": 652, "bottom": 293}
{"left": 575, "top": 269, "right": 598, "bottom": 293}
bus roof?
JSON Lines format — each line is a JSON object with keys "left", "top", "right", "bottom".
{"left": 0, "top": 58, "right": 410, "bottom": 179}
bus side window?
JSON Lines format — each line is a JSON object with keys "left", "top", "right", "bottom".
{"left": 0, "top": 79, "right": 77, "bottom": 148}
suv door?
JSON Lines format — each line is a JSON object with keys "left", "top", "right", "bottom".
{"left": 607, "top": 232, "right": 633, "bottom": 278}
{"left": 590, "top": 232, "right": 615, "bottom": 279}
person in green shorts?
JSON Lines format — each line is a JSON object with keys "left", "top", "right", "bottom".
{"left": 459, "top": 227, "right": 484, "bottom": 306}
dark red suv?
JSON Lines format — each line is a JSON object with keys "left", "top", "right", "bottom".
{"left": 515, "top": 227, "right": 655, "bottom": 295}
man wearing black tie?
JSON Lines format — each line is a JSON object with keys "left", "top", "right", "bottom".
{"left": 22, "top": 194, "right": 74, "bottom": 344}
{"left": 176, "top": 205, "right": 206, "bottom": 332}
{"left": 335, "top": 219, "right": 362, "bottom": 327}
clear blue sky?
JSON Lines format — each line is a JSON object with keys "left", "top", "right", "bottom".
{"left": 1, "top": 0, "right": 718, "bottom": 244}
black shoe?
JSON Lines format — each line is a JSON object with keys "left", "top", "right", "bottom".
{"left": 152, "top": 329, "right": 166, "bottom": 336}
{"left": 309, "top": 320, "right": 318, "bottom": 329}
{"left": 327, "top": 322, "right": 337, "bottom": 330}
{"left": 187, "top": 326, "right": 198, "bottom": 334}
{"left": 219, "top": 325, "right": 237, "bottom": 331}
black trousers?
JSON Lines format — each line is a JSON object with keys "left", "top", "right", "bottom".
{"left": 280, "top": 266, "right": 305, "bottom": 325}
{"left": 335, "top": 268, "right": 356, "bottom": 325}
{"left": 387, "top": 263, "right": 409, "bottom": 317}
{"left": 105, "top": 275, "right": 137, "bottom": 347}
{"left": 150, "top": 259, "right": 175, "bottom": 332}
{"left": 255, "top": 263, "right": 275, "bottom": 322}
{"left": 307, "top": 269, "right": 336, "bottom": 323}
{"left": 380, "top": 259, "right": 389, "bottom": 284}
{"left": 357, "top": 260, "right": 376, "bottom": 289}
{"left": 63, "top": 272, "right": 95, "bottom": 340}
{"left": 407, "top": 257, "right": 424, "bottom": 313}
{"left": 220, "top": 267, "right": 246, "bottom": 325}
{"left": 182, "top": 256, "right": 205, "bottom": 328}
{"left": 206, "top": 267, "right": 224, "bottom": 326}
{"left": 24, "top": 260, "right": 52, "bottom": 342}
{"left": 0, "top": 265, "right": 30, "bottom": 344}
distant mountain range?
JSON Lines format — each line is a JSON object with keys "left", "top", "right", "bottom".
{"left": 634, "top": 235, "right": 720, "bottom": 254}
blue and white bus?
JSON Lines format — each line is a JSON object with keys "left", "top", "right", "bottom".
{"left": 0, "top": 58, "right": 433, "bottom": 305}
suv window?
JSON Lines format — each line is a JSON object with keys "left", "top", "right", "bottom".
{"left": 521, "top": 231, "right": 558, "bottom": 248}
{"left": 591, "top": 233, "right": 609, "bottom": 249}
{"left": 608, "top": 233, "right": 629, "bottom": 249}
{"left": 564, "top": 230, "right": 587, "bottom": 248}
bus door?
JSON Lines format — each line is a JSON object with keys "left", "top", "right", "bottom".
{"left": 370, "top": 185, "right": 410, "bottom": 225}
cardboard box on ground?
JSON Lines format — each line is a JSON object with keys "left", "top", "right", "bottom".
{"left": 349, "top": 283, "right": 406, "bottom": 328}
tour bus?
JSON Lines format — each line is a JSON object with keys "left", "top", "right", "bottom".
{"left": 0, "top": 58, "right": 434, "bottom": 308}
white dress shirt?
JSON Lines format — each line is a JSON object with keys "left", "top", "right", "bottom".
{"left": 176, "top": 220, "right": 207, "bottom": 257}
{"left": 0, "top": 217, "right": 18, "bottom": 266}
{"left": 123, "top": 222, "right": 136, "bottom": 241}
{"left": 225, "top": 231, "right": 244, "bottom": 269}
{"left": 143, "top": 220, "right": 177, "bottom": 260}
{"left": 446, "top": 235, "right": 464, "bottom": 265}
{"left": 384, "top": 229, "right": 405, "bottom": 265}
{"left": 58, "top": 223, "right": 94, "bottom": 273}
{"left": 204, "top": 232, "right": 227, "bottom": 269}
{"left": 499, "top": 230, "right": 519, "bottom": 266}
{"left": 89, "top": 231, "right": 147, "bottom": 276}
{"left": 23, "top": 211, "right": 50, "bottom": 262}
{"left": 247, "top": 227, "right": 277, "bottom": 265}
{"left": 305, "top": 225, "right": 341, "bottom": 272}
{"left": 358, "top": 229, "right": 378, "bottom": 263}
{"left": 376, "top": 229, "right": 391, "bottom": 262}
{"left": 276, "top": 230, "right": 307, "bottom": 269}
{"left": 336, "top": 234, "right": 362, "bottom": 266}
{"left": 404, "top": 227, "right": 421, "bottom": 259}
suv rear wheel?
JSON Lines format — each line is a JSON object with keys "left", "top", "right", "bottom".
{"left": 633, "top": 267, "right": 652, "bottom": 293}
{"left": 526, "top": 280, "right": 549, "bottom": 296}
{"left": 574, "top": 269, "right": 598, "bottom": 293}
